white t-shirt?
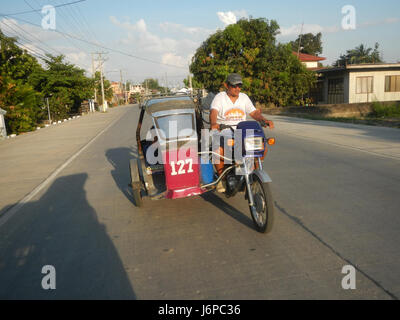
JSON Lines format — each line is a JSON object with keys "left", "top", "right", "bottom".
{"left": 210, "top": 92, "right": 256, "bottom": 126}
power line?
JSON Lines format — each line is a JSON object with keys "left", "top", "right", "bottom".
{"left": 61, "top": 0, "right": 98, "bottom": 43}
{"left": 0, "top": 14, "right": 188, "bottom": 70}
{"left": 0, "top": 19, "right": 55, "bottom": 58}
{"left": 23, "top": 0, "right": 91, "bottom": 67}
{"left": 31, "top": 0, "right": 91, "bottom": 53}
{"left": 70, "top": 2, "right": 101, "bottom": 45}
{"left": 0, "top": 0, "right": 87, "bottom": 16}
{"left": 55, "top": 0, "right": 93, "bottom": 44}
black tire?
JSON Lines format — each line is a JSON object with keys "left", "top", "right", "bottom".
{"left": 130, "top": 159, "right": 143, "bottom": 208}
{"left": 248, "top": 175, "right": 274, "bottom": 233}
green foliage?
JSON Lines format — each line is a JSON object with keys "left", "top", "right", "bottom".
{"left": 183, "top": 76, "right": 203, "bottom": 89}
{"left": 289, "top": 33, "right": 323, "bottom": 56}
{"left": 29, "top": 55, "right": 94, "bottom": 119}
{"left": 142, "top": 78, "right": 170, "bottom": 94}
{"left": 1, "top": 29, "right": 95, "bottom": 133}
{"left": 142, "top": 78, "right": 161, "bottom": 91}
{"left": 370, "top": 101, "right": 400, "bottom": 118}
{"left": 334, "top": 43, "right": 383, "bottom": 67}
{"left": 0, "top": 76, "right": 43, "bottom": 133}
{"left": 190, "top": 18, "right": 315, "bottom": 106}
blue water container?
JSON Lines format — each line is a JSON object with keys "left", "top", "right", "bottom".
{"left": 200, "top": 159, "right": 215, "bottom": 185}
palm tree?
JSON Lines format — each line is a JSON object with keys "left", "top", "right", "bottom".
{"left": 334, "top": 43, "right": 383, "bottom": 66}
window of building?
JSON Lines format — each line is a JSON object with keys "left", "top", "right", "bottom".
{"left": 385, "top": 75, "right": 400, "bottom": 92}
{"left": 328, "top": 78, "right": 344, "bottom": 104}
{"left": 356, "top": 77, "right": 373, "bottom": 94}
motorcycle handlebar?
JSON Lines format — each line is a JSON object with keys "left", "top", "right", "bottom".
{"left": 218, "top": 121, "right": 269, "bottom": 131}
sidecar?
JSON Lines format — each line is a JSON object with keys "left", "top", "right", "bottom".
{"left": 130, "top": 94, "right": 275, "bottom": 234}
{"left": 130, "top": 95, "right": 215, "bottom": 206}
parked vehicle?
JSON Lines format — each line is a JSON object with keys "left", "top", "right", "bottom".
{"left": 130, "top": 95, "right": 275, "bottom": 233}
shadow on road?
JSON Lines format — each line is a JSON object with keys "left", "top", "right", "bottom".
{"left": 0, "top": 173, "right": 136, "bottom": 300}
{"left": 201, "top": 193, "right": 255, "bottom": 231}
{"left": 106, "top": 147, "right": 137, "bottom": 206}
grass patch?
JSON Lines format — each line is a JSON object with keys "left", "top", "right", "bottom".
{"left": 284, "top": 114, "right": 400, "bottom": 129}
{"left": 369, "top": 101, "right": 400, "bottom": 118}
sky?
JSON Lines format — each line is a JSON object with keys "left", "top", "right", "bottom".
{"left": 1, "top": 0, "right": 399, "bottom": 87}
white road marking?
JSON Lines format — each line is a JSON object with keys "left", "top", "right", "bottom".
{"left": 0, "top": 110, "right": 128, "bottom": 228}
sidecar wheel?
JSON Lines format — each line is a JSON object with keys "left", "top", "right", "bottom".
{"left": 249, "top": 175, "right": 274, "bottom": 233}
{"left": 130, "top": 159, "right": 143, "bottom": 208}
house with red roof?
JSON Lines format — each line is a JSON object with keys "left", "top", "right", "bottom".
{"left": 293, "top": 52, "right": 326, "bottom": 71}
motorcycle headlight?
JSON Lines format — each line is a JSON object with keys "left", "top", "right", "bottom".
{"left": 244, "top": 137, "right": 264, "bottom": 151}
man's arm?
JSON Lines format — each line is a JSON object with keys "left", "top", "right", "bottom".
{"left": 249, "top": 109, "right": 274, "bottom": 129}
{"left": 210, "top": 109, "right": 220, "bottom": 130}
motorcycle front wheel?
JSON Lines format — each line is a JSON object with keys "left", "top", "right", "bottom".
{"left": 248, "top": 175, "right": 275, "bottom": 233}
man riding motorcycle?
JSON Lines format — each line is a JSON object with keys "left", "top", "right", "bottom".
{"left": 210, "top": 73, "right": 274, "bottom": 192}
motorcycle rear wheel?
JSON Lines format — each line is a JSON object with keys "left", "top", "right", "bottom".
{"left": 248, "top": 175, "right": 274, "bottom": 233}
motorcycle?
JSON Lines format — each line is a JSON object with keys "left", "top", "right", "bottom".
{"left": 130, "top": 94, "right": 275, "bottom": 233}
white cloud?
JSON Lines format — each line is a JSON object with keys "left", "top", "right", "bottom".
{"left": 0, "top": 18, "right": 63, "bottom": 43}
{"left": 110, "top": 16, "right": 178, "bottom": 53}
{"left": 279, "top": 17, "right": 399, "bottom": 38}
{"left": 109, "top": 16, "right": 210, "bottom": 82}
{"left": 217, "top": 11, "right": 237, "bottom": 26}
{"left": 161, "top": 53, "right": 188, "bottom": 67}
{"left": 279, "top": 24, "right": 325, "bottom": 37}
{"left": 359, "top": 17, "right": 400, "bottom": 28}
{"left": 0, "top": 18, "right": 91, "bottom": 72}
{"left": 159, "top": 22, "right": 213, "bottom": 37}
{"left": 217, "top": 10, "right": 248, "bottom": 26}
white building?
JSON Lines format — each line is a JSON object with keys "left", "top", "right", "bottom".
{"left": 317, "top": 63, "right": 400, "bottom": 104}
{"left": 0, "top": 108, "right": 7, "bottom": 138}
{"left": 129, "top": 84, "right": 145, "bottom": 95}
{"left": 293, "top": 52, "right": 326, "bottom": 70}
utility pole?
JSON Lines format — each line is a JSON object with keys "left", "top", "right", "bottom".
{"left": 297, "top": 22, "right": 304, "bottom": 57}
{"left": 46, "top": 97, "right": 51, "bottom": 124}
{"left": 125, "top": 80, "right": 128, "bottom": 104}
{"left": 93, "top": 52, "right": 108, "bottom": 112}
{"left": 120, "top": 70, "right": 125, "bottom": 105}
{"left": 91, "top": 53, "right": 97, "bottom": 106}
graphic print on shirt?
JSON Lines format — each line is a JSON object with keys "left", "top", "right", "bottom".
{"left": 224, "top": 108, "right": 246, "bottom": 122}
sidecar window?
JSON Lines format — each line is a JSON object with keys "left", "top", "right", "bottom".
{"left": 155, "top": 113, "right": 195, "bottom": 141}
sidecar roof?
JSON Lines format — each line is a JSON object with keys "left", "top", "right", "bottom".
{"left": 145, "top": 96, "right": 196, "bottom": 116}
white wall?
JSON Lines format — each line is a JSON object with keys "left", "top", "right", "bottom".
{"left": 304, "top": 61, "right": 318, "bottom": 69}
{"left": 349, "top": 70, "right": 400, "bottom": 103}
{"left": 0, "top": 110, "right": 7, "bottom": 138}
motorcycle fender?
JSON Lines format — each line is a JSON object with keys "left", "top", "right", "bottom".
{"left": 253, "top": 170, "right": 272, "bottom": 183}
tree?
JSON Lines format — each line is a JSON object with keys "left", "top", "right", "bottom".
{"left": 29, "top": 55, "right": 94, "bottom": 119}
{"left": 142, "top": 78, "right": 161, "bottom": 91}
{"left": 0, "top": 75, "right": 42, "bottom": 133}
{"left": 289, "top": 33, "right": 323, "bottom": 56}
{"left": 334, "top": 43, "right": 383, "bottom": 67}
{"left": 1, "top": 29, "right": 96, "bottom": 133}
{"left": 183, "top": 76, "right": 202, "bottom": 89}
{"left": 190, "top": 18, "right": 316, "bottom": 106}
{"left": 0, "top": 29, "right": 45, "bottom": 133}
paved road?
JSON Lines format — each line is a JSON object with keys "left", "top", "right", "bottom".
{"left": 0, "top": 105, "right": 399, "bottom": 299}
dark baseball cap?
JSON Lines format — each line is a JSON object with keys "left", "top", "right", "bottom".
{"left": 226, "top": 73, "right": 243, "bottom": 85}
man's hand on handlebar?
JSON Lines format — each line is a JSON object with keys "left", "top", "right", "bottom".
{"left": 259, "top": 120, "right": 275, "bottom": 129}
